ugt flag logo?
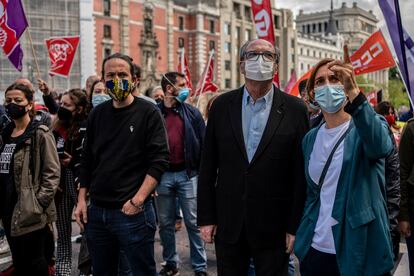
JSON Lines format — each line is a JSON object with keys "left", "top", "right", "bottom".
{"left": 45, "top": 36, "right": 80, "bottom": 77}
{"left": 0, "top": 0, "right": 28, "bottom": 71}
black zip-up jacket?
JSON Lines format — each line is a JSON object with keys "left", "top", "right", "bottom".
{"left": 159, "top": 101, "right": 206, "bottom": 177}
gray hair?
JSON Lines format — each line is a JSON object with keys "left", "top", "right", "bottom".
{"left": 239, "top": 39, "right": 280, "bottom": 64}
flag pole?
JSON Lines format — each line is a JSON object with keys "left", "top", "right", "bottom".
{"left": 393, "top": 56, "right": 414, "bottom": 109}
{"left": 196, "top": 50, "right": 213, "bottom": 108}
{"left": 26, "top": 28, "right": 41, "bottom": 79}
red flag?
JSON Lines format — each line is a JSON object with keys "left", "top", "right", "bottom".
{"left": 195, "top": 50, "right": 218, "bottom": 97}
{"left": 290, "top": 69, "right": 313, "bottom": 97}
{"left": 178, "top": 48, "right": 193, "bottom": 93}
{"left": 45, "top": 36, "right": 80, "bottom": 77}
{"left": 350, "top": 30, "right": 395, "bottom": 75}
{"left": 272, "top": 73, "right": 280, "bottom": 88}
{"left": 366, "top": 90, "right": 378, "bottom": 106}
{"left": 251, "top": 0, "right": 275, "bottom": 44}
{"left": 284, "top": 70, "right": 297, "bottom": 94}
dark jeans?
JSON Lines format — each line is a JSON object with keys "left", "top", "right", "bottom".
{"left": 300, "top": 247, "right": 340, "bottom": 276}
{"left": 3, "top": 221, "right": 49, "bottom": 276}
{"left": 405, "top": 212, "right": 414, "bottom": 276}
{"left": 85, "top": 201, "right": 157, "bottom": 276}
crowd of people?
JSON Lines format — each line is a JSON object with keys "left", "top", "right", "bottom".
{"left": 0, "top": 38, "right": 413, "bottom": 276}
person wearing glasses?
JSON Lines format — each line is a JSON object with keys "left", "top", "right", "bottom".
{"left": 197, "top": 39, "right": 309, "bottom": 275}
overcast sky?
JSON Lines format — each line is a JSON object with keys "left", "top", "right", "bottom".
{"left": 275, "top": 0, "right": 414, "bottom": 39}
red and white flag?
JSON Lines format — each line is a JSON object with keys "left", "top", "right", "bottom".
{"left": 251, "top": 0, "right": 280, "bottom": 88}
{"left": 178, "top": 48, "right": 193, "bottom": 93}
{"left": 195, "top": 50, "right": 218, "bottom": 97}
{"left": 284, "top": 70, "right": 297, "bottom": 94}
{"left": 45, "top": 36, "right": 80, "bottom": 77}
{"left": 350, "top": 30, "right": 395, "bottom": 75}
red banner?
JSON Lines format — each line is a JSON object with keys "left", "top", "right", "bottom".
{"left": 45, "top": 36, "right": 80, "bottom": 77}
{"left": 284, "top": 70, "right": 297, "bottom": 94}
{"left": 251, "top": 0, "right": 275, "bottom": 44}
{"left": 195, "top": 50, "right": 218, "bottom": 96}
{"left": 350, "top": 30, "right": 395, "bottom": 75}
{"left": 178, "top": 48, "right": 193, "bottom": 94}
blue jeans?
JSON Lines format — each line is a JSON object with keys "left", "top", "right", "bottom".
{"left": 86, "top": 201, "right": 157, "bottom": 276}
{"left": 248, "top": 255, "right": 295, "bottom": 276}
{"left": 156, "top": 171, "right": 207, "bottom": 272}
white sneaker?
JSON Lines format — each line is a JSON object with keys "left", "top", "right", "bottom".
{"left": 0, "top": 237, "right": 10, "bottom": 254}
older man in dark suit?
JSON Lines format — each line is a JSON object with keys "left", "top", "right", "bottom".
{"left": 197, "top": 39, "right": 309, "bottom": 276}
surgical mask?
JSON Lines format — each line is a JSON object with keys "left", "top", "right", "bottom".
{"left": 244, "top": 56, "right": 274, "bottom": 81}
{"left": 176, "top": 88, "right": 190, "bottom": 103}
{"left": 57, "top": 106, "right": 73, "bottom": 121}
{"left": 92, "top": 94, "right": 111, "bottom": 107}
{"left": 106, "top": 79, "right": 133, "bottom": 102}
{"left": 5, "top": 103, "right": 28, "bottom": 120}
{"left": 314, "top": 84, "right": 346, "bottom": 114}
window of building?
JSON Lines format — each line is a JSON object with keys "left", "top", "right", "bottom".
{"left": 209, "top": 40, "right": 215, "bottom": 50}
{"left": 312, "top": 23, "right": 316, "bottom": 33}
{"left": 179, "top": 16, "right": 184, "bottom": 31}
{"left": 292, "top": 54, "right": 295, "bottom": 63}
{"left": 236, "top": 26, "right": 240, "bottom": 39}
{"left": 325, "top": 53, "right": 328, "bottom": 58}
{"left": 233, "top": 2, "right": 241, "bottom": 19}
{"left": 103, "top": 25, "right": 112, "bottom": 39}
{"left": 178, "top": 37, "right": 185, "bottom": 48}
{"left": 336, "top": 20, "right": 339, "bottom": 28}
{"left": 274, "top": 15, "right": 280, "bottom": 29}
{"left": 291, "top": 39, "right": 295, "bottom": 48}
{"left": 313, "top": 50, "right": 316, "bottom": 57}
{"left": 104, "top": 47, "right": 112, "bottom": 59}
{"left": 103, "top": 0, "right": 111, "bottom": 16}
{"left": 275, "top": 36, "right": 280, "bottom": 48}
{"left": 224, "top": 42, "right": 231, "bottom": 53}
{"left": 307, "top": 64, "right": 310, "bottom": 70}
{"left": 225, "top": 60, "right": 231, "bottom": 71}
{"left": 324, "top": 22, "right": 328, "bottom": 32}
{"left": 245, "top": 29, "right": 251, "bottom": 41}
{"left": 210, "top": 20, "right": 215, "bottom": 34}
{"left": 319, "top": 52, "right": 322, "bottom": 58}
{"left": 300, "top": 48, "right": 303, "bottom": 55}
{"left": 318, "top": 23, "right": 322, "bottom": 32}
{"left": 307, "top": 49, "right": 310, "bottom": 56}
{"left": 224, "top": 22, "right": 231, "bottom": 35}
{"left": 225, "top": 79, "right": 231, "bottom": 88}
{"left": 307, "top": 25, "right": 310, "bottom": 34}
{"left": 245, "top": 6, "right": 251, "bottom": 20}
{"left": 301, "top": 63, "right": 304, "bottom": 70}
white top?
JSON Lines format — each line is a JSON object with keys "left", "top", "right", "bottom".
{"left": 309, "top": 120, "right": 350, "bottom": 254}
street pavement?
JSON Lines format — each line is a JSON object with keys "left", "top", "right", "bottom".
{"left": 0, "top": 221, "right": 411, "bottom": 275}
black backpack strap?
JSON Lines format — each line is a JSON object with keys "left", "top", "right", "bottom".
{"left": 318, "top": 124, "right": 354, "bottom": 190}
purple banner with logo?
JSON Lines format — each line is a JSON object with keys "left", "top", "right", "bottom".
{"left": 379, "top": 0, "right": 414, "bottom": 104}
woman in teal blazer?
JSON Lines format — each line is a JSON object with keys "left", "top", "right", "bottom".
{"left": 294, "top": 53, "right": 394, "bottom": 275}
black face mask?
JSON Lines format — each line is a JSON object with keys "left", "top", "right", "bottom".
{"left": 155, "top": 98, "right": 163, "bottom": 104}
{"left": 57, "top": 107, "right": 73, "bottom": 121}
{"left": 5, "top": 103, "right": 28, "bottom": 120}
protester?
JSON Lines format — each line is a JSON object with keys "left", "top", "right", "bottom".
{"left": 375, "top": 101, "right": 402, "bottom": 146}
{"left": 156, "top": 72, "right": 207, "bottom": 276}
{"left": 197, "top": 39, "right": 309, "bottom": 275}
{"left": 372, "top": 101, "right": 401, "bottom": 266}
{"left": 75, "top": 53, "right": 169, "bottom": 276}
{"left": 89, "top": 80, "right": 110, "bottom": 108}
{"left": 0, "top": 83, "right": 60, "bottom": 276}
{"left": 398, "top": 116, "right": 414, "bottom": 274}
{"left": 148, "top": 86, "right": 165, "bottom": 104}
{"left": 131, "top": 64, "right": 156, "bottom": 104}
{"left": 294, "top": 53, "right": 394, "bottom": 275}
{"left": 53, "top": 89, "right": 88, "bottom": 276}
{"left": 85, "top": 75, "right": 100, "bottom": 98}
{"left": 299, "top": 79, "right": 323, "bottom": 128}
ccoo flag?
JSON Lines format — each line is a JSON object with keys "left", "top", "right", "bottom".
{"left": 45, "top": 36, "right": 80, "bottom": 77}
{"left": 0, "top": 0, "right": 28, "bottom": 71}
{"left": 178, "top": 48, "right": 193, "bottom": 95}
{"left": 379, "top": 0, "right": 414, "bottom": 103}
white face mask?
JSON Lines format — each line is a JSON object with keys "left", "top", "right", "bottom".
{"left": 244, "top": 56, "right": 274, "bottom": 81}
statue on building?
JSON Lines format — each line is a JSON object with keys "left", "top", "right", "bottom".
{"left": 139, "top": 1, "right": 159, "bottom": 92}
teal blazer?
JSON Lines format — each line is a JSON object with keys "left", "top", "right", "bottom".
{"left": 294, "top": 96, "right": 394, "bottom": 276}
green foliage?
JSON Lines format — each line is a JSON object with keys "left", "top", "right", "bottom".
{"left": 388, "top": 79, "right": 410, "bottom": 108}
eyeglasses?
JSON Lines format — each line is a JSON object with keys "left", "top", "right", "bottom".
{"left": 243, "top": 51, "right": 277, "bottom": 62}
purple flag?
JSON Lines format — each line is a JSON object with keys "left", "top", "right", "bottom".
{"left": 0, "top": 0, "right": 28, "bottom": 71}
{"left": 379, "top": 0, "right": 414, "bottom": 104}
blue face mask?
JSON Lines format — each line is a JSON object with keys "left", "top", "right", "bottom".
{"left": 92, "top": 94, "right": 111, "bottom": 107}
{"left": 314, "top": 84, "right": 346, "bottom": 114}
{"left": 176, "top": 88, "right": 190, "bottom": 103}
